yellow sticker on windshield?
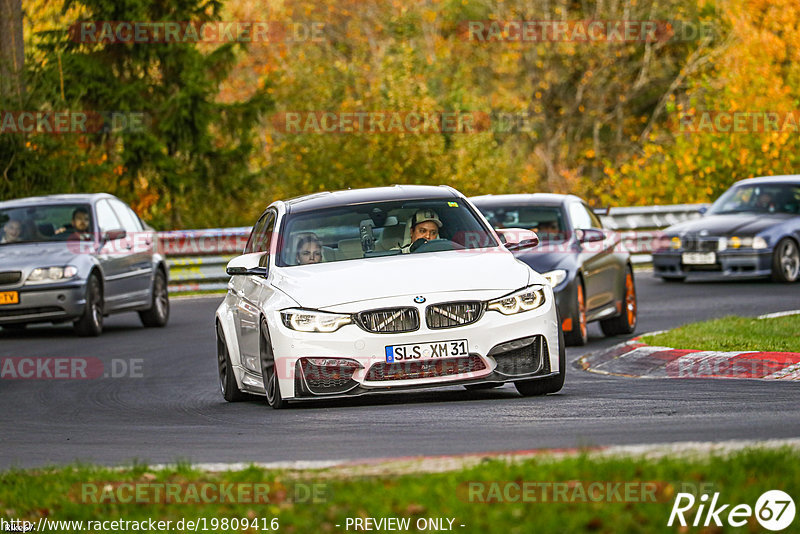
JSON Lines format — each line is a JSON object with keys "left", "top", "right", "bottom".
{"left": 448, "top": 202, "right": 458, "bottom": 207}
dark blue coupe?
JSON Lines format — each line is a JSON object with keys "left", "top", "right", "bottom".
{"left": 653, "top": 175, "right": 800, "bottom": 283}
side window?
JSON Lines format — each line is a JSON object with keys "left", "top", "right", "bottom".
{"left": 109, "top": 199, "right": 142, "bottom": 233}
{"left": 584, "top": 204, "right": 604, "bottom": 229}
{"left": 95, "top": 200, "right": 123, "bottom": 233}
{"left": 568, "top": 203, "right": 594, "bottom": 230}
{"left": 258, "top": 213, "right": 276, "bottom": 268}
{"left": 244, "top": 212, "right": 270, "bottom": 254}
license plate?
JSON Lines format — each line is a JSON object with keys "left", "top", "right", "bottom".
{"left": 0, "top": 291, "right": 19, "bottom": 305}
{"left": 682, "top": 252, "right": 716, "bottom": 265}
{"left": 385, "top": 339, "right": 469, "bottom": 363}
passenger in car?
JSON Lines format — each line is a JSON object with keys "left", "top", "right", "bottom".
{"left": 754, "top": 192, "right": 775, "bottom": 211}
{"left": 399, "top": 209, "right": 442, "bottom": 253}
{"left": 296, "top": 233, "right": 324, "bottom": 265}
{"left": 55, "top": 207, "right": 92, "bottom": 236}
{"left": 0, "top": 218, "right": 23, "bottom": 243}
{"left": 536, "top": 219, "right": 561, "bottom": 241}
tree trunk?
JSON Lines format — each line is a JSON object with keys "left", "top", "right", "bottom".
{"left": 0, "top": 0, "right": 25, "bottom": 103}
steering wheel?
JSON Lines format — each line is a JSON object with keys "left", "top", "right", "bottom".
{"left": 409, "top": 238, "right": 463, "bottom": 253}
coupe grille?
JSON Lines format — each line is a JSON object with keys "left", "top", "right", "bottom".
{"left": 490, "top": 336, "right": 547, "bottom": 376}
{"left": 682, "top": 236, "right": 719, "bottom": 252}
{"left": 365, "top": 354, "right": 486, "bottom": 381}
{"left": 0, "top": 271, "right": 21, "bottom": 285}
{"left": 426, "top": 302, "right": 484, "bottom": 329}
{"left": 357, "top": 307, "right": 419, "bottom": 333}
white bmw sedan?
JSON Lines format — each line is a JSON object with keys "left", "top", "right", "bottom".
{"left": 215, "top": 185, "right": 564, "bottom": 408}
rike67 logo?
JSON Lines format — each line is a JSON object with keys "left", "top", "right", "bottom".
{"left": 668, "top": 490, "right": 795, "bottom": 531}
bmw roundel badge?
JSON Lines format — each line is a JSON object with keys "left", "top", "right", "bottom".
{"left": 414, "top": 296, "right": 426, "bottom": 304}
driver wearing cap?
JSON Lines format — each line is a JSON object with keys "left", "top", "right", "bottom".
{"left": 400, "top": 209, "right": 442, "bottom": 253}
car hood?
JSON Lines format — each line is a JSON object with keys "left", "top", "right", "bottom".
{"left": 514, "top": 247, "right": 573, "bottom": 273}
{"left": 666, "top": 213, "right": 794, "bottom": 236}
{"left": 0, "top": 243, "right": 78, "bottom": 270}
{"left": 271, "top": 249, "right": 534, "bottom": 309}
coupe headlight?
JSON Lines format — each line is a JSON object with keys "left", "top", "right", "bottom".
{"left": 542, "top": 269, "right": 568, "bottom": 288}
{"left": 26, "top": 265, "right": 78, "bottom": 284}
{"left": 487, "top": 285, "right": 546, "bottom": 315}
{"left": 281, "top": 308, "right": 352, "bottom": 333}
{"left": 721, "top": 236, "right": 768, "bottom": 250}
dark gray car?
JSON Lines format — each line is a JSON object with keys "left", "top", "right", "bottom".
{"left": 0, "top": 194, "right": 169, "bottom": 336}
{"left": 471, "top": 193, "right": 637, "bottom": 346}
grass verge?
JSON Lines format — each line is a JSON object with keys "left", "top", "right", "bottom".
{"left": 1, "top": 448, "right": 797, "bottom": 533}
{"left": 641, "top": 314, "right": 800, "bottom": 352}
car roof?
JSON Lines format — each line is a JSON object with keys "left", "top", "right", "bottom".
{"left": 283, "top": 185, "right": 461, "bottom": 213}
{"left": 0, "top": 193, "right": 115, "bottom": 209}
{"left": 734, "top": 175, "right": 800, "bottom": 186}
{"left": 469, "top": 193, "right": 579, "bottom": 207}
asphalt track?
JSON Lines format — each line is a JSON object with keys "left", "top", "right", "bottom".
{"left": 1, "top": 275, "right": 799, "bottom": 469}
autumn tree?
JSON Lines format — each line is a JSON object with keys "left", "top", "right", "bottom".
{"left": 0, "top": 0, "right": 25, "bottom": 102}
{"left": 2, "top": 0, "right": 272, "bottom": 229}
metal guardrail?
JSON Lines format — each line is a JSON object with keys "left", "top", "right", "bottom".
{"left": 162, "top": 204, "right": 708, "bottom": 293}
{"left": 598, "top": 204, "right": 708, "bottom": 231}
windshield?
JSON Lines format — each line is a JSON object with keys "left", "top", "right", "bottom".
{"left": 0, "top": 204, "right": 94, "bottom": 245}
{"left": 708, "top": 184, "right": 800, "bottom": 215}
{"left": 474, "top": 204, "right": 567, "bottom": 243}
{"left": 277, "top": 199, "right": 498, "bottom": 266}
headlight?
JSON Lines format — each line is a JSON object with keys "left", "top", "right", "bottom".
{"left": 487, "top": 285, "right": 546, "bottom": 315}
{"left": 281, "top": 308, "right": 352, "bottom": 333}
{"left": 26, "top": 265, "right": 78, "bottom": 284}
{"left": 721, "top": 236, "right": 768, "bottom": 250}
{"left": 542, "top": 269, "right": 568, "bottom": 288}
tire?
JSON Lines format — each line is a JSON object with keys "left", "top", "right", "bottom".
{"left": 464, "top": 382, "right": 503, "bottom": 391}
{"left": 515, "top": 321, "right": 566, "bottom": 396}
{"left": 74, "top": 274, "right": 103, "bottom": 337}
{"left": 139, "top": 269, "right": 170, "bottom": 327}
{"left": 259, "top": 319, "right": 286, "bottom": 409}
{"left": 600, "top": 266, "right": 638, "bottom": 336}
{"left": 217, "top": 322, "right": 248, "bottom": 402}
{"left": 563, "top": 278, "right": 588, "bottom": 346}
{"left": 771, "top": 238, "right": 800, "bottom": 283}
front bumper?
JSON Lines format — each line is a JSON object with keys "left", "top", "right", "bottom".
{"left": 0, "top": 283, "right": 86, "bottom": 325}
{"left": 238, "top": 291, "right": 561, "bottom": 400}
{"left": 652, "top": 250, "right": 773, "bottom": 280}
{"left": 553, "top": 280, "right": 577, "bottom": 331}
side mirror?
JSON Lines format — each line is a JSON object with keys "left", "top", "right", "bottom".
{"left": 103, "top": 229, "right": 126, "bottom": 242}
{"left": 497, "top": 228, "right": 539, "bottom": 251}
{"left": 226, "top": 252, "right": 268, "bottom": 276}
{"left": 698, "top": 206, "right": 708, "bottom": 215}
{"left": 576, "top": 228, "right": 605, "bottom": 243}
